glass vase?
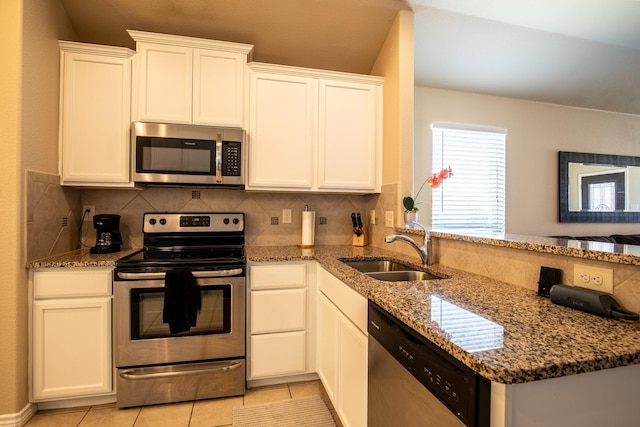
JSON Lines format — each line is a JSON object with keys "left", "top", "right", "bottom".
{"left": 403, "top": 211, "right": 418, "bottom": 228}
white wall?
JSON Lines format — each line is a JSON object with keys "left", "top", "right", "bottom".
{"left": 415, "top": 86, "right": 640, "bottom": 237}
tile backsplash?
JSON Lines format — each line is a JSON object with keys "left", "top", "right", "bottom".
{"left": 80, "top": 187, "right": 379, "bottom": 249}
{"left": 26, "top": 170, "right": 82, "bottom": 261}
{"left": 27, "top": 171, "right": 404, "bottom": 261}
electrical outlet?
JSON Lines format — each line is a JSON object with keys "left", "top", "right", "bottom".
{"left": 384, "top": 211, "right": 394, "bottom": 227}
{"left": 282, "top": 209, "right": 292, "bottom": 224}
{"left": 573, "top": 264, "right": 613, "bottom": 294}
{"left": 83, "top": 205, "right": 95, "bottom": 221}
{"left": 370, "top": 210, "right": 376, "bottom": 225}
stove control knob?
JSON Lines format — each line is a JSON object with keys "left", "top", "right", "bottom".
{"left": 160, "top": 218, "right": 167, "bottom": 225}
{"left": 223, "top": 218, "right": 230, "bottom": 225}
{"left": 149, "top": 218, "right": 156, "bottom": 225}
{"left": 233, "top": 218, "right": 239, "bottom": 225}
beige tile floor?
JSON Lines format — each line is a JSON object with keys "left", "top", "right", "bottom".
{"left": 25, "top": 380, "right": 339, "bottom": 427}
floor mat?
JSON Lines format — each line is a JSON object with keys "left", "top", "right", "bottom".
{"left": 232, "top": 395, "right": 336, "bottom": 427}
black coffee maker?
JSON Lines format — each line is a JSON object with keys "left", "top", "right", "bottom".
{"left": 90, "top": 214, "right": 123, "bottom": 254}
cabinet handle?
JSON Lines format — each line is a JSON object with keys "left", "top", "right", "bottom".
{"left": 118, "top": 360, "right": 243, "bottom": 380}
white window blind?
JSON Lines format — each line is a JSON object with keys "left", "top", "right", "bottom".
{"left": 432, "top": 124, "right": 506, "bottom": 232}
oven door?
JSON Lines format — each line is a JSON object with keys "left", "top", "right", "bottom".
{"left": 114, "top": 272, "right": 245, "bottom": 368}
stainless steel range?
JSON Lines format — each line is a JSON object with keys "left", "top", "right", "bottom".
{"left": 113, "top": 212, "right": 246, "bottom": 408}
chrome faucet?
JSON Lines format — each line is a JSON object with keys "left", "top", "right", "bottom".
{"left": 385, "top": 222, "right": 432, "bottom": 265}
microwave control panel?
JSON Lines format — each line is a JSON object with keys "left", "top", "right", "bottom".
{"left": 222, "top": 141, "right": 241, "bottom": 176}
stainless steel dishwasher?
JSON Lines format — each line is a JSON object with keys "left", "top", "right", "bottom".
{"left": 368, "top": 301, "right": 491, "bottom": 427}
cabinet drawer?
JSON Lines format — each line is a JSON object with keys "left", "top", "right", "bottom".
{"left": 250, "top": 263, "right": 306, "bottom": 289}
{"left": 34, "top": 268, "right": 112, "bottom": 299}
{"left": 317, "top": 266, "right": 367, "bottom": 334}
{"left": 250, "top": 331, "right": 306, "bottom": 378}
{"left": 251, "top": 289, "right": 306, "bottom": 333}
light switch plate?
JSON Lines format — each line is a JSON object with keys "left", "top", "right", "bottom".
{"left": 384, "top": 211, "right": 394, "bottom": 227}
{"left": 282, "top": 209, "right": 292, "bottom": 224}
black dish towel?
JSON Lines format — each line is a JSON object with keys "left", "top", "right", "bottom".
{"left": 163, "top": 269, "right": 202, "bottom": 334}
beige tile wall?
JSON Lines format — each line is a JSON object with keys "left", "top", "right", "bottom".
{"left": 78, "top": 187, "right": 381, "bottom": 249}
{"left": 26, "top": 170, "right": 81, "bottom": 261}
{"left": 27, "top": 173, "right": 408, "bottom": 261}
{"left": 434, "top": 237, "right": 640, "bottom": 314}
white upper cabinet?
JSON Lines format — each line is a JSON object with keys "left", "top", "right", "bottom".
{"left": 317, "top": 79, "right": 381, "bottom": 191}
{"left": 128, "top": 30, "right": 253, "bottom": 127}
{"left": 58, "top": 41, "right": 134, "bottom": 186}
{"left": 247, "top": 70, "right": 316, "bottom": 189}
{"left": 246, "top": 63, "right": 382, "bottom": 193}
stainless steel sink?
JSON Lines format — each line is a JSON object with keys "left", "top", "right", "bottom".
{"left": 342, "top": 259, "right": 415, "bottom": 273}
{"left": 366, "top": 271, "right": 441, "bottom": 281}
{"left": 341, "top": 259, "right": 444, "bottom": 282}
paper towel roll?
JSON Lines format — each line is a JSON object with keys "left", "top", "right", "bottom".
{"left": 301, "top": 210, "right": 316, "bottom": 246}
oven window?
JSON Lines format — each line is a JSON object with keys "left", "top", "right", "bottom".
{"left": 130, "top": 285, "right": 231, "bottom": 339}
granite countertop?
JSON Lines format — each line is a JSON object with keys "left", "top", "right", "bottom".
{"left": 26, "top": 248, "right": 141, "bottom": 269}
{"left": 430, "top": 230, "right": 640, "bottom": 266}
{"left": 27, "top": 240, "right": 640, "bottom": 385}
{"left": 248, "top": 245, "right": 640, "bottom": 385}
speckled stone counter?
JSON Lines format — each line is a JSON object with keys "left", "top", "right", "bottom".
{"left": 26, "top": 248, "right": 141, "bottom": 269}
{"left": 27, "top": 243, "right": 640, "bottom": 385}
{"left": 429, "top": 230, "right": 640, "bottom": 266}
{"left": 247, "top": 245, "right": 640, "bottom": 385}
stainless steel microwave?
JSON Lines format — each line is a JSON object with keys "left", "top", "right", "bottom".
{"left": 131, "top": 122, "right": 245, "bottom": 187}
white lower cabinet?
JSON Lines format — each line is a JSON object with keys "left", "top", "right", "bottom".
{"left": 248, "top": 262, "right": 316, "bottom": 381}
{"left": 250, "top": 331, "right": 306, "bottom": 378}
{"left": 316, "top": 266, "right": 368, "bottom": 427}
{"left": 31, "top": 268, "right": 113, "bottom": 402}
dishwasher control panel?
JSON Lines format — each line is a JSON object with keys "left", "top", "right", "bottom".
{"left": 368, "top": 302, "right": 490, "bottom": 427}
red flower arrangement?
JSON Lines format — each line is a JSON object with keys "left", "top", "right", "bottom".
{"left": 426, "top": 166, "right": 454, "bottom": 189}
{"left": 403, "top": 166, "right": 454, "bottom": 211}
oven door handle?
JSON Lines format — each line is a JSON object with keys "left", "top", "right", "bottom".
{"left": 118, "top": 360, "right": 243, "bottom": 380}
{"left": 116, "top": 268, "right": 243, "bottom": 280}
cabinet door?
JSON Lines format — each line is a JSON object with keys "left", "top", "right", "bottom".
{"left": 317, "top": 79, "right": 381, "bottom": 192}
{"left": 251, "top": 288, "right": 306, "bottom": 334}
{"left": 193, "top": 48, "right": 244, "bottom": 127}
{"left": 337, "top": 312, "right": 368, "bottom": 427}
{"left": 135, "top": 43, "right": 193, "bottom": 123}
{"left": 32, "top": 297, "right": 111, "bottom": 400}
{"left": 247, "top": 71, "right": 315, "bottom": 190}
{"left": 316, "top": 292, "right": 340, "bottom": 403}
{"left": 250, "top": 331, "right": 306, "bottom": 378}
{"left": 59, "top": 45, "right": 132, "bottom": 185}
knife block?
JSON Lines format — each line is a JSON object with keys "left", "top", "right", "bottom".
{"left": 352, "top": 226, "right": 369, "bottom": 247}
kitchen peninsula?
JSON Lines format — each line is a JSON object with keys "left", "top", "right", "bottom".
{"left": 28, "top": 232, "right": 640, "bottom": 426}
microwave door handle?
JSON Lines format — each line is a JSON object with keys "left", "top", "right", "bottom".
{"left": 215, "top": 133, "right": 222, "bottom": 183}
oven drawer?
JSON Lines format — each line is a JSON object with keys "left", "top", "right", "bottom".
{"left": 116, "top": 359, "right": 245, "bottom": 407}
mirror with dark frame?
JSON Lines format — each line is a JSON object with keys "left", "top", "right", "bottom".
{"left": 559, "top": 151, "right": 640, "bottom": 222}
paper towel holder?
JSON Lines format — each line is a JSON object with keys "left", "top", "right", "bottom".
{"left": 298, "top": 205, "right": 315, "bottom": 248}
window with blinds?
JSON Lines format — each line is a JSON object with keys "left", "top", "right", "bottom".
{"left": 432, "top": 124, "right": 506, "bottom": 232}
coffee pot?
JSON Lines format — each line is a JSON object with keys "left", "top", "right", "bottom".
{"left": 90, "top": 214, "right": 123, "bottom": 254}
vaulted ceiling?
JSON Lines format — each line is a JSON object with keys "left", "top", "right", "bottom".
{"left": 59, "top": 0, "right": 640, "bottom": 115}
